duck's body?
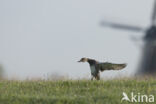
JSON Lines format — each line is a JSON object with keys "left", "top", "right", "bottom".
{"left": 78, "top": 58, "right": 127, "bottom": 80}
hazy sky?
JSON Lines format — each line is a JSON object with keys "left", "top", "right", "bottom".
{"left": 0, "top": 0, "right": 154, "bottom": 79}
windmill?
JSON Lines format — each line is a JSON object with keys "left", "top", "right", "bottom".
{"left": 101, "top": 0, "right": 156, "bottom": 75}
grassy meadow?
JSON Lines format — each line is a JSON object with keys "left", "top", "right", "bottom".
{"left": 0, "top": 78, "right": 156, "bottom": 104}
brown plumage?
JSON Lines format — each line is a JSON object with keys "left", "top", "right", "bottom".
{"left": 78, "top": 57, "right": 127, "bottom": 80}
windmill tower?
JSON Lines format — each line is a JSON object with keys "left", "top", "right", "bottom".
{"left": 101, "top": 0, "right": 156, "bottom": 75}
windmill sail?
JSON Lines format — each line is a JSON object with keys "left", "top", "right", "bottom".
{"left": 138, "top": 0, "right": 156, "bottom": 75}
{"left": 100, "top": 21, "right": 144, "bottom": 32}
{"left": 152, "top": 0, "right": 156, "bottom": 25}
{"left": 100, "top": 0, "right": 156, "bottom": 75}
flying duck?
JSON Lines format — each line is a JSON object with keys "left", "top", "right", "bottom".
{"left": 78, "top": 57, "right": 127, "bottom": 80}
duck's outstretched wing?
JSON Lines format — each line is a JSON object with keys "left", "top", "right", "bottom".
{"left": 96, "top": 62, "right": 127, "bottom": 72}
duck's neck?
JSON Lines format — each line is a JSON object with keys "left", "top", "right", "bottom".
{"left": 87, "top": 59, "right": 97, "bottom": 66}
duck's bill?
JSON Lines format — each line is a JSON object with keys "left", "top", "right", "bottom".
{"left": 78, "top": 60, "right": 82, "bottom": 62}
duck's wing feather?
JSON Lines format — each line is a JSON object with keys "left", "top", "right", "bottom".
{"left": 96, "top": 62, "right": 127, "bottom": 72}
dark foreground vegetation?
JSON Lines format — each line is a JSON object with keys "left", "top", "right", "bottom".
{"left": 0, "top": 78, "right": 156, "bottom": 104}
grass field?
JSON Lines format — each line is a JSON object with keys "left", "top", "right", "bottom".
{"left": 0, "top": 78, "right": 156, "bottom": 104}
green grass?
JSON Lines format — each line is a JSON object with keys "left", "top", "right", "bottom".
{"left": 0, "top": 78, "right": 156, "bottom": 104}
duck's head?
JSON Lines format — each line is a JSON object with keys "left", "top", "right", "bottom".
{"left": 78, "top": 57, "right": 88, "bottom": 62}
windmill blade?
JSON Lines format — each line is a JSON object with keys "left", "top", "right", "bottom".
{"left": 100, "top": 21, "right": 145, "bottom": 32}
{"left": 152, "top": 0, "right": 156, "bottom": 24}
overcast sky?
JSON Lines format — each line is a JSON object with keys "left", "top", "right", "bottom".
{"left": 0, "top": 0, "right": 154, "bottom": 79}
